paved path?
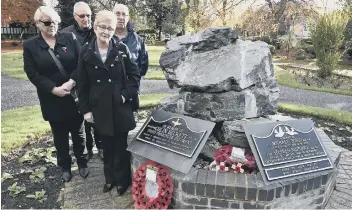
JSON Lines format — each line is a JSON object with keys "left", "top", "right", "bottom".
{"left": 326, "top": 151, "right": 352, "bottom": 209}
{"left": 2, "top": 75, "right": 352, "bottom": 112}
{"left": 1, "top": 76, "right": 178, "bottom": 111}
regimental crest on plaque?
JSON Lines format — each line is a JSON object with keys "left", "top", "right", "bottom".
{"left": 136, "top": 116, "right": 207, "bottom": 158}
{"left": 127, "top": 109, "right": 215, "bottom": 174}
{"left": 243, "top": 119, "right": 334, "bottom": 185}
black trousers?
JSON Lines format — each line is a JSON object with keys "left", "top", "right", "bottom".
{"left": 101, "top": 132, "right": 131, "bottom": 186}
{"left": 85, "top": 121, "right": 102, "bottom": 151}
{"left": 49, "top": 115, "right": 87, "bottom": 170}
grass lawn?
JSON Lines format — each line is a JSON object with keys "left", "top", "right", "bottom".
{"left": 144, "top": 69, "right": 165, "bottom": 80}
{"left": 273, "top": 58, "right": 315, "bottom": 65}
{"left": 1, "top": 51, "right": 27, "bottom": 80}
{"left": 279, "top": 103, "right": 352, "bottom": 126}
{"left": 1, "top": 105, "right": 50, "bottom": 153}
{"left": 147, "top": 45, "right": 165, "bottom": 66}
{"left": 273, "top": 58, "right": 352, "bottom": 71}
{"left": 275, "top": 65, "right": 352, "bottom": 96}
{"left": 1, "top": 93, "right": 173, "bottom": 154}
{"left": 2, "top": 47, "right": 166, "bottom": 80}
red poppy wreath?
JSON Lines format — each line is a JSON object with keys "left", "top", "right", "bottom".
{"left": 131, "top": 161, "right": 173, "bottom": 209}
{"left": 213, "top": 145, "right": 257, "bottom": 174}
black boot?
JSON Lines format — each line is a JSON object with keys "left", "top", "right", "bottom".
{"left": 61, "top": 168, "right": 72, "bottom": 182}
{"left": 103, "top": 184, "right": 114, "bottom": 193}
{"left": 79, "top": 166, "right": 89, "bottom": 178}
{"left": 116, "top": 184, "right": 129, "bottom": 196}
{"left": 86, "top": 150, "right": 93, "bottom": 161}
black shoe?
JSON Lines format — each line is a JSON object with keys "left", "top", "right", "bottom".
{"left": 116, "top": 184, "right": 129, "bottom": 196}
{"left": 79, "top": 167, "right": 89, "bottom": 178}
{"left": 86, "top": 150, "right": 93, "bottom": 161}
{"left": 103, "top": 184, "right": 114, "bottom": 193}
{"left": 98, "top": 149, "right": 104, "bottom": 160}
{"left": 62, "top": 171, "right": 72, "bottom": 182}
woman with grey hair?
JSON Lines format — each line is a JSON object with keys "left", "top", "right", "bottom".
{"left": 23, "top": 6, "right": 89, "bottom": 182}
{"left": 77, "top": 10, "right": 140, "bottom": 195}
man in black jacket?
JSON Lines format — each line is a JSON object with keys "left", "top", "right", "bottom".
{"left": 61, "top": 1, "right": 102, "bottom": 161}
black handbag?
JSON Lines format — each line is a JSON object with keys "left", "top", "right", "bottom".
{"left": 47, "top": 48, "right": 79, "bottom": 106}
{"left": 118, "top": 50, "right": 140, "bottom": 112}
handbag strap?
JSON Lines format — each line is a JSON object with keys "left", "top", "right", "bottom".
{"left": 48, "top": 48, "right": 69, "bottom": 78}
{"left": 117, "top": 46, "right": 129, "bottom": 91}
{"left": 47, "top": 33, "right": 77, "bottom": 79}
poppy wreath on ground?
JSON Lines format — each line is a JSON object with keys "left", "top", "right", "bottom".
{"left": 131, "top": 160, "right": 173, "bottom": 209}
{"left": 213, "top": 145, "right": 258, "bottom": 174}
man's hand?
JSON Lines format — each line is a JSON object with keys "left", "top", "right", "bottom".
{"left": 84, "top": 112, "right": 94, "bottom": 123}
{"left": 61, "top": 79, "right": 76, "bottom": 91}
{"left": 51, "top": 86, "right": 70, "bottom": 97}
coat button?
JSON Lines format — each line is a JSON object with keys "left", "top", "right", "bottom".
{"left": 108, "top": 79, "right": 111, "bottom": 82}
{"left": 95, "top": 66, "right": 98, "bottom": 69}
{"left": 97, "top": 80, "right": 100, "bottom": 83}
{"left": 111, "top": 64, "right": 114, "bottom": 67}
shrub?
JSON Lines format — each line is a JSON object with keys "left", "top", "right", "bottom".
{"left": 310, "top": 12, "right": 349, "bottom": 78}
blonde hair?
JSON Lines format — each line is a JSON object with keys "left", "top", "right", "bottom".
{"left": 94, "top": 10, "right": 117, "bottom": 27}
{"left": 112, "top": 3, "right": 129, "bottom": 15}
{"left": 34, "top": 6, "right": 61, "bottom": 23}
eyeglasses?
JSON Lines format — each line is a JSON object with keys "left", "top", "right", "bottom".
{"left": 97, "top": 25, "right": 115, "bottom": 32}
{"left": 75, "top": 13, "right": 91, "bottom": 19}
{"left": 40, "top": 20, "right": 58, "bottom": 26}
{"left": 115, "top": 12, "right": 129, "bottom": 17}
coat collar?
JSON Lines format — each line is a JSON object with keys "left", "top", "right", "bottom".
{"left": 37, "top": 32, "right": 67, "bottom": 49}
{"left": 84, "top": 38, "right": 120, "bottom": 70}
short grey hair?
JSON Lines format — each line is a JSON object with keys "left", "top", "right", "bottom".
{"left": 112, "top": 3, "right": 129, "bottom": 15}
{"left": 73, "top": 1, "right": 91, "bottom": 13}
{"left": 34, "top": 6, "right": 61, "bottom": 22}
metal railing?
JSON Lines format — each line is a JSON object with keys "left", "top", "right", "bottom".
{"left": 1, "top": 26, "right": 39, "bottom": 40}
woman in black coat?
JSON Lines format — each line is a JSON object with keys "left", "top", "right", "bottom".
{"left": 77, "top": 10, "right": 140, "bottom": 195}
{"left": 23, "top": 6, "right": 89, "bottom": 182}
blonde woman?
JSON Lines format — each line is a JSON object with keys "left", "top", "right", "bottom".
{"left": 77, "top": 10, "right": 140, "bottom": 195}
{"left": 23, "top": 6, "right": 89, "bottom": 182}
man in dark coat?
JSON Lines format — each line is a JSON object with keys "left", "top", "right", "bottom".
{"left": 112, "top": 4, "right": 149, "bottom": 79}
{"left": 61, "top": 1, "right": 101, "bottom": 161}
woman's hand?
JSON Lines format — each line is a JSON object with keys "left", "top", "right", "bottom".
{"left": 84, "top": 112, "right": 94, "bottom": 123}
{"left": 51, "top": 86, "right": 70, "bottom": 97}
{"left": 61, "top": 79, "right": 76, "bottom": 91}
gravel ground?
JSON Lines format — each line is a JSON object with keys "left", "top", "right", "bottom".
{"left": 2, "top": 75, "right": 352, "bottom": 112}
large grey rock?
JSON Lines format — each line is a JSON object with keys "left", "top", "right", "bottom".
{"left": 160, "top": 28, "right": 274, "bottom": 93}
{"left": 220, "top": 118, "right": 273, "bottom": 148}
{"left": 200, "top": 134, "right": 221, "bottom": 159}
{"left": 158, "top": 79, "right": 279, "bottom": 122}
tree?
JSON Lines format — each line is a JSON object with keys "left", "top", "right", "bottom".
{"left": 310, "top": 12, "right": 348, "bottom": 78}
{"left": 55, "top": 0, "right": 76, "bottom": 29}
{"left": 161, "top": 0, "right": 184, "bottom": 35}
{"left": 262, "top": 0, "right": 314, "bottom": 38}
{"left": 241, "top": 1, "right": 317, "bottom": 38}
{"left": 209, "top": 0, "right": 247, "bottom": 26}
{"left": 91, "top": 0, "right": 137, "bottom": 10}
{"left": 1, "top": 0, "right": 40, "bottom": 25}
{"left": 186, "top": 0, "right": 213, "bottom": 32}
